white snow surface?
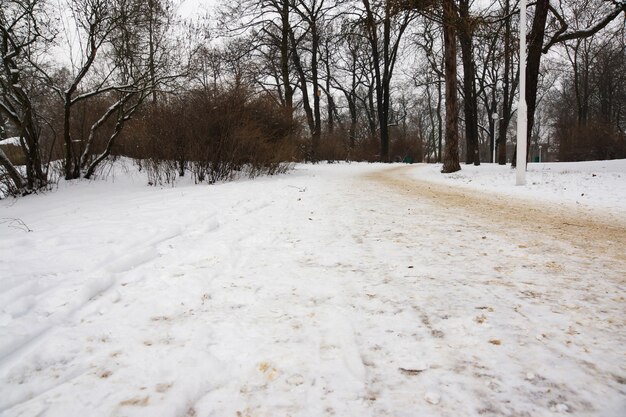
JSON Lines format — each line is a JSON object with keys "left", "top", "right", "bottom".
{"left": 1, "top": 161, "right": 625, "bottom": 417}
{"left": 0, "top": 137, "right": 21, "bottom": 147}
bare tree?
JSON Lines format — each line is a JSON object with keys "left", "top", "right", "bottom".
{"left": 289, "top": 0, "right": 334, "bottom": 160}
{"left": 0, "top": 0, "right": 53, "bottom": 193}
{"left": 513, "top": 0, "right": 625, "bottom": 166}
{"left": 359, "top": 0, "right": 422, "bottom": 162}
{"left": 30, "top": 0, "right": 182, "bottom": 179}
{"left": 458, "top": 0, "right": 480, "bottom": 165}
{"left": 220, "top": 0, "right": 295, "bottom": 121}
{"left": 329, "top": 24, "right": 372, "bottom": 150}
{"left": 411, "top": 17, "right": 444, "bottom": 162}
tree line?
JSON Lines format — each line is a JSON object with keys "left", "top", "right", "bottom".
{"left": 1, "top": 0, "right": 625, "bottom": 196}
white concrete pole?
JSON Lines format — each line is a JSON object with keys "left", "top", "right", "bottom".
{"left": 516, "top": 0, "right": 527, "bottom": 185}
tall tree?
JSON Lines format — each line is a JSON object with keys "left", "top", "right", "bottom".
{"left": 0, "top": 0, "right": 52, "bottom": 192}
{"left": 360, "top": 0, "right": 419, "bottom": 162}
{"left": 289, "top": 0, "right": 334, "bottom": 160}
{"left": 458, "top": 0, "right": 480, "bottom": 165}
{"left": 412, "top": 17, "right": 444, "bottom": 162}
{"left": 146, "top": 0, "right": 173, "bottom": 104}
{"left": 441, "top": 0, "right": 460, "bottom": 172}
{"left": 221, "top": 0, "right": 294, "bottom": 121}
{"left": 496, "top": 0, "right": 519, "bottom": 164}
{"left": 513, "top": 0, "right": 625, "bottom": 166}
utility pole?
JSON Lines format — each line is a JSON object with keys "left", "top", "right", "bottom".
{"left": 516, "top": 0, "right": 527, "bottom": 185}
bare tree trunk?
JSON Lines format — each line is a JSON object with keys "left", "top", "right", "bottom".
{"left": 367, "top": 83, "right": 377, "bottom": 137}
{"left": 0, "top": 115, "right": 7, "bottom": 140}
{"left": 497, "top": 0, "right": 518, "bottom": 165}
{"left": 324, "top": 44, "right": 335, "bottom": 134}
{"left": 0, "top": 148, "right": 27, "bottom": 192}
{"left": 348, "top": 96, "right": 357, "bottom": 149}
{"left": 458, "top": 0, "right": 480, "bottom": 165}
{"left": 84, "top": 101, "right": 141, "bottom": 179}
{"left": 513, "top": 0, "right": 549, "bottom": 166}
{"left": 289, "top": 28, "right": 316, "bottom": 159}
{"left": 524, "top": 0, "right": 549, "bottom": 160}
{"left": 361, "top": 0, "right": 414, "bottom": 162}
{"left": 497, "top": 0, "right": 511, "bottom": 165}
{"left": 311, "top": 24, "right": 322, "bottom": 159}
{"left": 63, "top": 94, "right": 77, "bottom": 179}
{"left": 442, "top": 0, "right": 461, "bottom": 173}
{"left": 281, "top": 0, "right": 293, "bottom": 121}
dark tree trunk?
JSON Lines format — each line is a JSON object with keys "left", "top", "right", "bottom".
{"left": 0, "top": 148, "right": 26, "bottom": 192}
{"left": 497, "top": 0, "right": 511, "bottom": 165}
{"left": 281, "top": 0, "right": 293, "bottom": 121}
{"left": 348, "top": 96, "right": 357, "bottom": 149}
{"left": 311, "top": 23, "right": 321, "bottom": 159}
{"left": 361, "top": 0, "right": 413, "bottom": 162}
{"left": 63, "top": 94, "right": 76, "bottom": 179}
{"left": 513, "top": 0, "right": 549, "bottom": 166}
{"left": 441, "top": 0, "right": 461, "bottom": 173}
{"left": 324, "top": 42, "right": 335, "bottom": 134}
{"left": 289, "top": 28, "right": 316, "bottom": 160}
{"left": 367, "top": 83, "right": 377, "bottom": 137}
{"left": 0, "top": 115, "right": 7, "bottom": 140}
{"left": 148, "top": 0, "right": 157, "bottom": 104}
{"left": 458, "top": 0, "right": 480, "bottom": 165}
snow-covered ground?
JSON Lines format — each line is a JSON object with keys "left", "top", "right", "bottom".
{"left": 1, "top": 161, "right": 625, "bottom": 417}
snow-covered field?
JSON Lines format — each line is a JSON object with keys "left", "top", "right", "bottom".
{"left": 1, "top": 161, "right": 625, "bottom": 417}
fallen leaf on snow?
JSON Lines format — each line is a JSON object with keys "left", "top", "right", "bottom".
{"left": 474, "top": 314, "right": 487, "bottom": 324}
{"left": 424, "top": 391, "right": 441, "bottom": 405}
{"left": 399, "top": 367, "right": 425, "bottom": 376}
{"left": 120, "top": 396, "right": 149, "bottom": 406}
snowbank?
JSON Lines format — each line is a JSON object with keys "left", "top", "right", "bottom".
{"left": 0, "top": 137, "right": 21, "bottom": 146}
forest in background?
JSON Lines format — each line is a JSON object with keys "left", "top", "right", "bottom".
{"left": 1, "top": 0, "right": 625, "bottom": 196}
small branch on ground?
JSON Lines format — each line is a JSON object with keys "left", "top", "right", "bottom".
{"left": 0, "top": 217, "right": 33, "bottom": 232}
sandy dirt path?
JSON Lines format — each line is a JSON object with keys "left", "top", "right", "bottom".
{"left": 358, "top": 164, "right": 626, "bottom": 415}
{"left": 368, "top": 165, "right": 626, "bottom": 270}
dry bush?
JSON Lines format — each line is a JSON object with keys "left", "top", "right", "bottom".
{"left": 318, "top": 130, "right": 351, "bottom": 162}
{"left": 347, "top": 135, "right": 379, "bottom": 162}
{"left": 556, "top": 119, "right": 626, "bottom": 161}
{"left": 114, "top": 85, "right": 297, "bottom": 185}
{"left": 390, "top": 134, "right": 424, "bottom": 163}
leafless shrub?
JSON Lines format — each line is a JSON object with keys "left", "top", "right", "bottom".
{"left": 556, "top": 120, "right": 626, "bottom": 161}
{"left": 115, "top": 84, "right": 297, "bottom": 185}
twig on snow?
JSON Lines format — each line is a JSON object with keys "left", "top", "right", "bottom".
{"left": 0, "top": 217, "right": 33, "bottom": 232}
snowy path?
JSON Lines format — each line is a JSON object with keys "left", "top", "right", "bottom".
{"left": 1, "top": 163, "right": 624, "bottom": 417}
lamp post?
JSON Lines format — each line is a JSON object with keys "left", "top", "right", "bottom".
{"left": 516, "top": 0, "right": 527, "bottom": 185}
{"left": 538, "top": 145, "right": 542, "bottom": 163}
